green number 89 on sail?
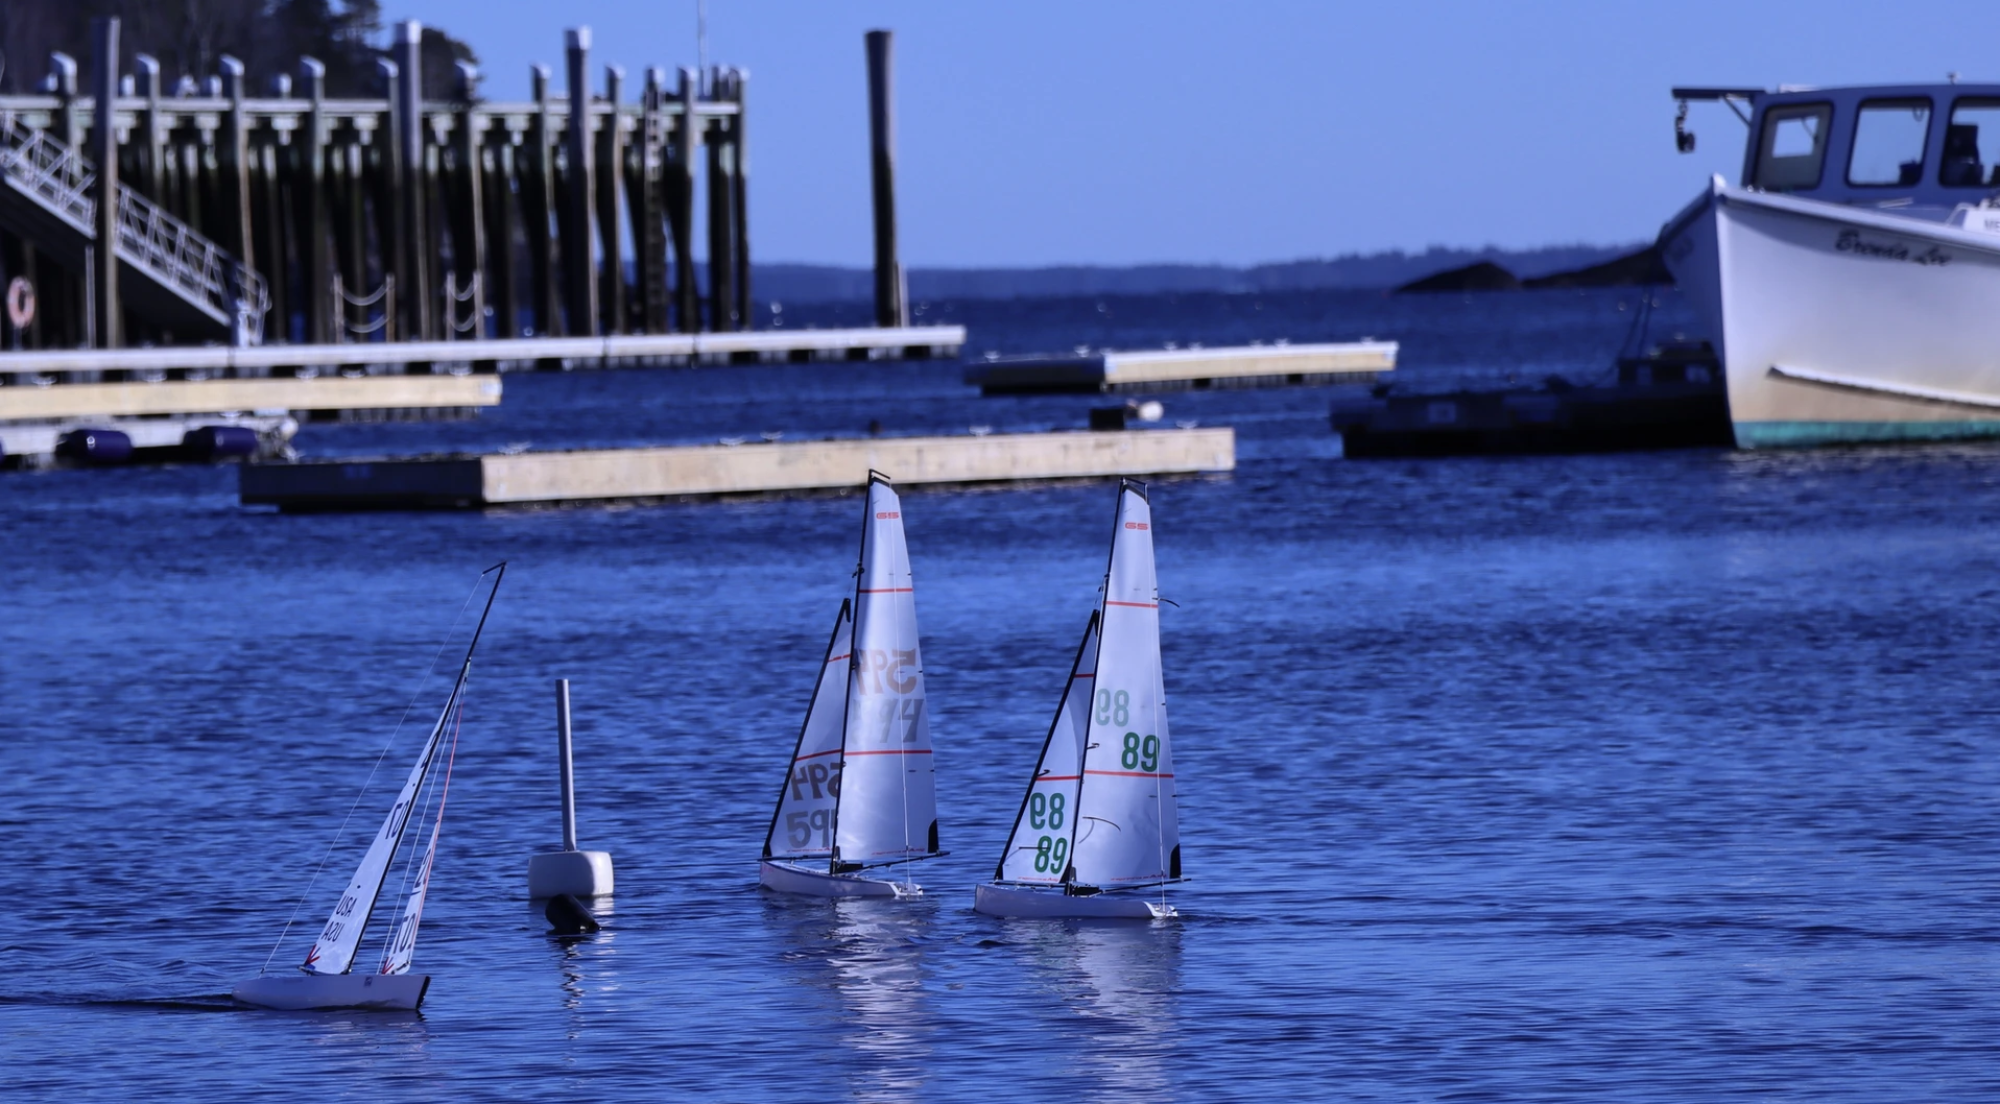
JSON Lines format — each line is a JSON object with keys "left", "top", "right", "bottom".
{"left": 1120, "top": 732, "right": 1160, "bottom": 772}
{"left": 1028, "top": 791, "right": 1066, "bottom": 830}
{"left": 1095, "top": 689, "right": 1129, "bottom": 726}
{"left": 1034, "top": 834, "right": 1069, "bottom": 874}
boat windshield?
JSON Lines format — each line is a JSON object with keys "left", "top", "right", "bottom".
{"left": 1848, "top": 98, "right": 1932, "bottom": 186}
{"left": 1942, "top": 98, "right": 2000, "bottom": 187}
{"left": 1754, "top": 102, "right": 1831, "bottom": 191}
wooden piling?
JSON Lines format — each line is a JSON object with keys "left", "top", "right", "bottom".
{"left": 631, "top": 68, "right": 669, "bottom": 334}
{"left": 219, "top": 57, "right": 256, "bottom": 280}
{"left": 374, "top": 58, "right": 405, "bottom": 344}
{"left": 89, "top": 18, "right": 121, "bottom": 349}
{"left": 730, "top": 68, "right": 751, "bottom": 333}
{"left": 452, "top": 61, "right": 488, "bottom": 340}
{"left": 864, "top": 31, "right": 906, "bottom": 328}
{"left": 564, "top": 28, "right": 600, "bottom": 337}
{"left": 705, "top": 71, "right": 737, "bottom": 334}
{"left": 298, "top": 58, "right": 331, "bottom": 345}
{"left": 393, "top": 22, "right": 433, "bottom": 342}
{"left": 596, "top": 64, "right": 627, "bottom": 335}
{"left": 671, "top": 67, "right": 700, "bottom": 333}
{"left": 527, "top": 65, "right": 561, "bottom": 338}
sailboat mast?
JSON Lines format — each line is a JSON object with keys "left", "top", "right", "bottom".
{"left": 1062, "top": 481, "right": 1142, "bottom": 888}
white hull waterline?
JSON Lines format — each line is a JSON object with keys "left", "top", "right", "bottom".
{"left": 234, "top": 973, "right": 431, "bottom": 1011}
{"left": 973, "top": 882, "right": 1173, "bottom": 920}
{"left": 1661, "top": 179, "right": 2000, "bottom": 448}
{"left": 760, "top": 860, "right": 918, "bottom": 898}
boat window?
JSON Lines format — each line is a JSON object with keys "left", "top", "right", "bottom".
{"left": 1942, "top": 98, "right": 2000, "bottom": 186}
{"left": 1753, "top": 103, "right": 1831, "bottom": 191}
{"left": 1848, "top": 98, "right": 1932, "bottom": 186}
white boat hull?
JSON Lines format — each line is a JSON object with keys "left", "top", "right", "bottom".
{"left": 973, "top": 882, "right": 1176, "bottom": 920}
{"left": 759, "top": 859, "right": 919, "bottom": 898}
{"left": 1659, "top": 177, "right": 2000, "bottom": 449}
{"left": 234, "top": 972, "right": 430, "bottom": 1011}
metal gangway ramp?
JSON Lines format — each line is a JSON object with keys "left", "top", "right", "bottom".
{"left": 0, "top": 112, "right": 266, "bottom": 345}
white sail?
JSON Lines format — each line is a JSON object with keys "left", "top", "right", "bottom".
{"left": 1068, "top": 483, "right": 1180, "bottom": 889}
{"left": 764, "top": 601, "right": 855, "bottom": 861}
{"left": 378, "top": 781, "right": 444, "bottom": 976}
{"left": 303, "top": 669, "right": 463, "bottom": 976}
{"left": 378, "top": 711, "right": 458, "bottom": 976}
{"left": 996, "top": 613, "right": 1100, "bottom": 884}
{"left": 833, "top": 478, "right": 940, "bottom": 868}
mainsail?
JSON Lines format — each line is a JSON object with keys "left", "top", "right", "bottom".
{"left": 996, "top": 613, "right": 1100, "bottom": 884}
{"left": 764, "top": 600, "right": 855, "bottom": 861}
{"left": 1067, "top": 482, "right": 1180, "bottom": 889}
{"left": 832, "top": 476, "right": 941, "bottom": 869}
{"left": 303, "top": 670, "right": 464, "bottom": 975}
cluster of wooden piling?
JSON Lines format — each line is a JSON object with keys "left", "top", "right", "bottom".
{"left": 0, "top": 19, "right": 755, "bottom": 351}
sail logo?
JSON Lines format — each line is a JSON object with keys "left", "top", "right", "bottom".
{"left": 1125, "top": 522, "right": 1149, "bottom": 530}
{"left": 876, "top": 511, "right": 900, "bottom": 519}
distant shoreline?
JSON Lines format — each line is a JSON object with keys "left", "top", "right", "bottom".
{"left": 751, "top": 243, "right": 1648, "bottom": 303}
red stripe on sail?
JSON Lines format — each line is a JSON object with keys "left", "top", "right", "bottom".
{"left": 858, "top": 587, "right": 915, "bottom": 593}
{"left": 794, "top": 748, "right": 843, "bottom": 761}
{"left": 843, "top": 748, "right": 935, "bottom": 756}
{"left": 1105, "top": 600, "right": 1157, "bottom": 608}
{"left": 1084, "top": 769, "right": 1174, "bottom": 778}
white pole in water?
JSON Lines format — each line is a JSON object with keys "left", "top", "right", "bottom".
{"left": 557, "top": 679, "right": 578, "bottom": 852}
{"left": 527, "top": 679, "right": 615, "bottom": 898}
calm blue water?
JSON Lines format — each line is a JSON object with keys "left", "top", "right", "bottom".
{"left": 7, "top": 287, "right": 2000, "bottom": 1101}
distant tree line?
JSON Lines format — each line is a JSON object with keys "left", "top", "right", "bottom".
{"left": 0, "top": 0, "right": 477, "bottom": 99}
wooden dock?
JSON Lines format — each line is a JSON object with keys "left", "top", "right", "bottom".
{"left": 239, "top": 427, "right": 1236, "bottom": 510}
{"left": 965, "top": 341, "right": 1397, "bottom": 395}
{"left": 0, "top": 324, "right": 965, "bottom": 378}
{"left": 0, "top": 373, "right": 499, "bottom": 422}
{"left": 1, "top": 21, "right": 924, "bottom": 361}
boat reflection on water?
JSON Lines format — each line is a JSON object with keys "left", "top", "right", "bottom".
{"left": 1017, "top": 920, "right": 1183, "bottom": 1096}
{"left": 769, "top": 896, "right": 937, "bottom": 1101}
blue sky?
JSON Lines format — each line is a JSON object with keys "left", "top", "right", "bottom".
{"left": 392, "top": 0, "right": 1993, "bottom": 268}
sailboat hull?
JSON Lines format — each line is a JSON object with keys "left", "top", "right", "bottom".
{"left": 760, "top": 860, "right": 918, "bottom": 898}
{"left": 234, "top": 972, "right": 431, "bottom": 1011}
{"left": 974, "top": 882, "right": 1175, "bottom": 920}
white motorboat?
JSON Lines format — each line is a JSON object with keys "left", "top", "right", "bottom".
{"left": 1661, "top": 83, "right": 2000, "bottom": 448}
{"left": 235, "top": 564, "right": 505, "bottom": 1012}
{"left": 974, "top": 480, "right": 1182, "bottom": 920}
{"left": 759, "top": 473, "right": 941, "bottom": 898}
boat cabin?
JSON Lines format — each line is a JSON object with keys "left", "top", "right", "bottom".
{"left": 1676, "top": 83, "right": 2000, "bottom": 212}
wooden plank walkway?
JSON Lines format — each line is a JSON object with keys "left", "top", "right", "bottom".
{"left": 240, "top": 427, "right": 1236, "bottom": 510}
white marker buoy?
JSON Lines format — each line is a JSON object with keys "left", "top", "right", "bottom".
{"left": 527, "top": 679, "right": 615, "bottom": 898}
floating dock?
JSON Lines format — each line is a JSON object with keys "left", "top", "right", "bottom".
{"left": 239, "top": 427, "right": 1236, "bottom": 510}
{"left": 0, "top": 413, "right": 294, "bottom": 466}
{"left": 0, "top": 373, "right": 500, "bottom": 422}
{"left": 966, "top": 341, "right": 1397, "bottom": 395}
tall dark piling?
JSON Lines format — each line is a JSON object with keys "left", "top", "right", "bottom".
{"left": 865, "top": 30, "right": 906, "bottom": 329}
{"left": 89, "top": 18, "right": 120, "bottom": 349}
{"left": 563, "top": 28, "right": 600, "bottom": 337}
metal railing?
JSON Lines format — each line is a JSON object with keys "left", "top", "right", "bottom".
{"left": 0, "top": 112, "right": 266, "bottom": 344}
